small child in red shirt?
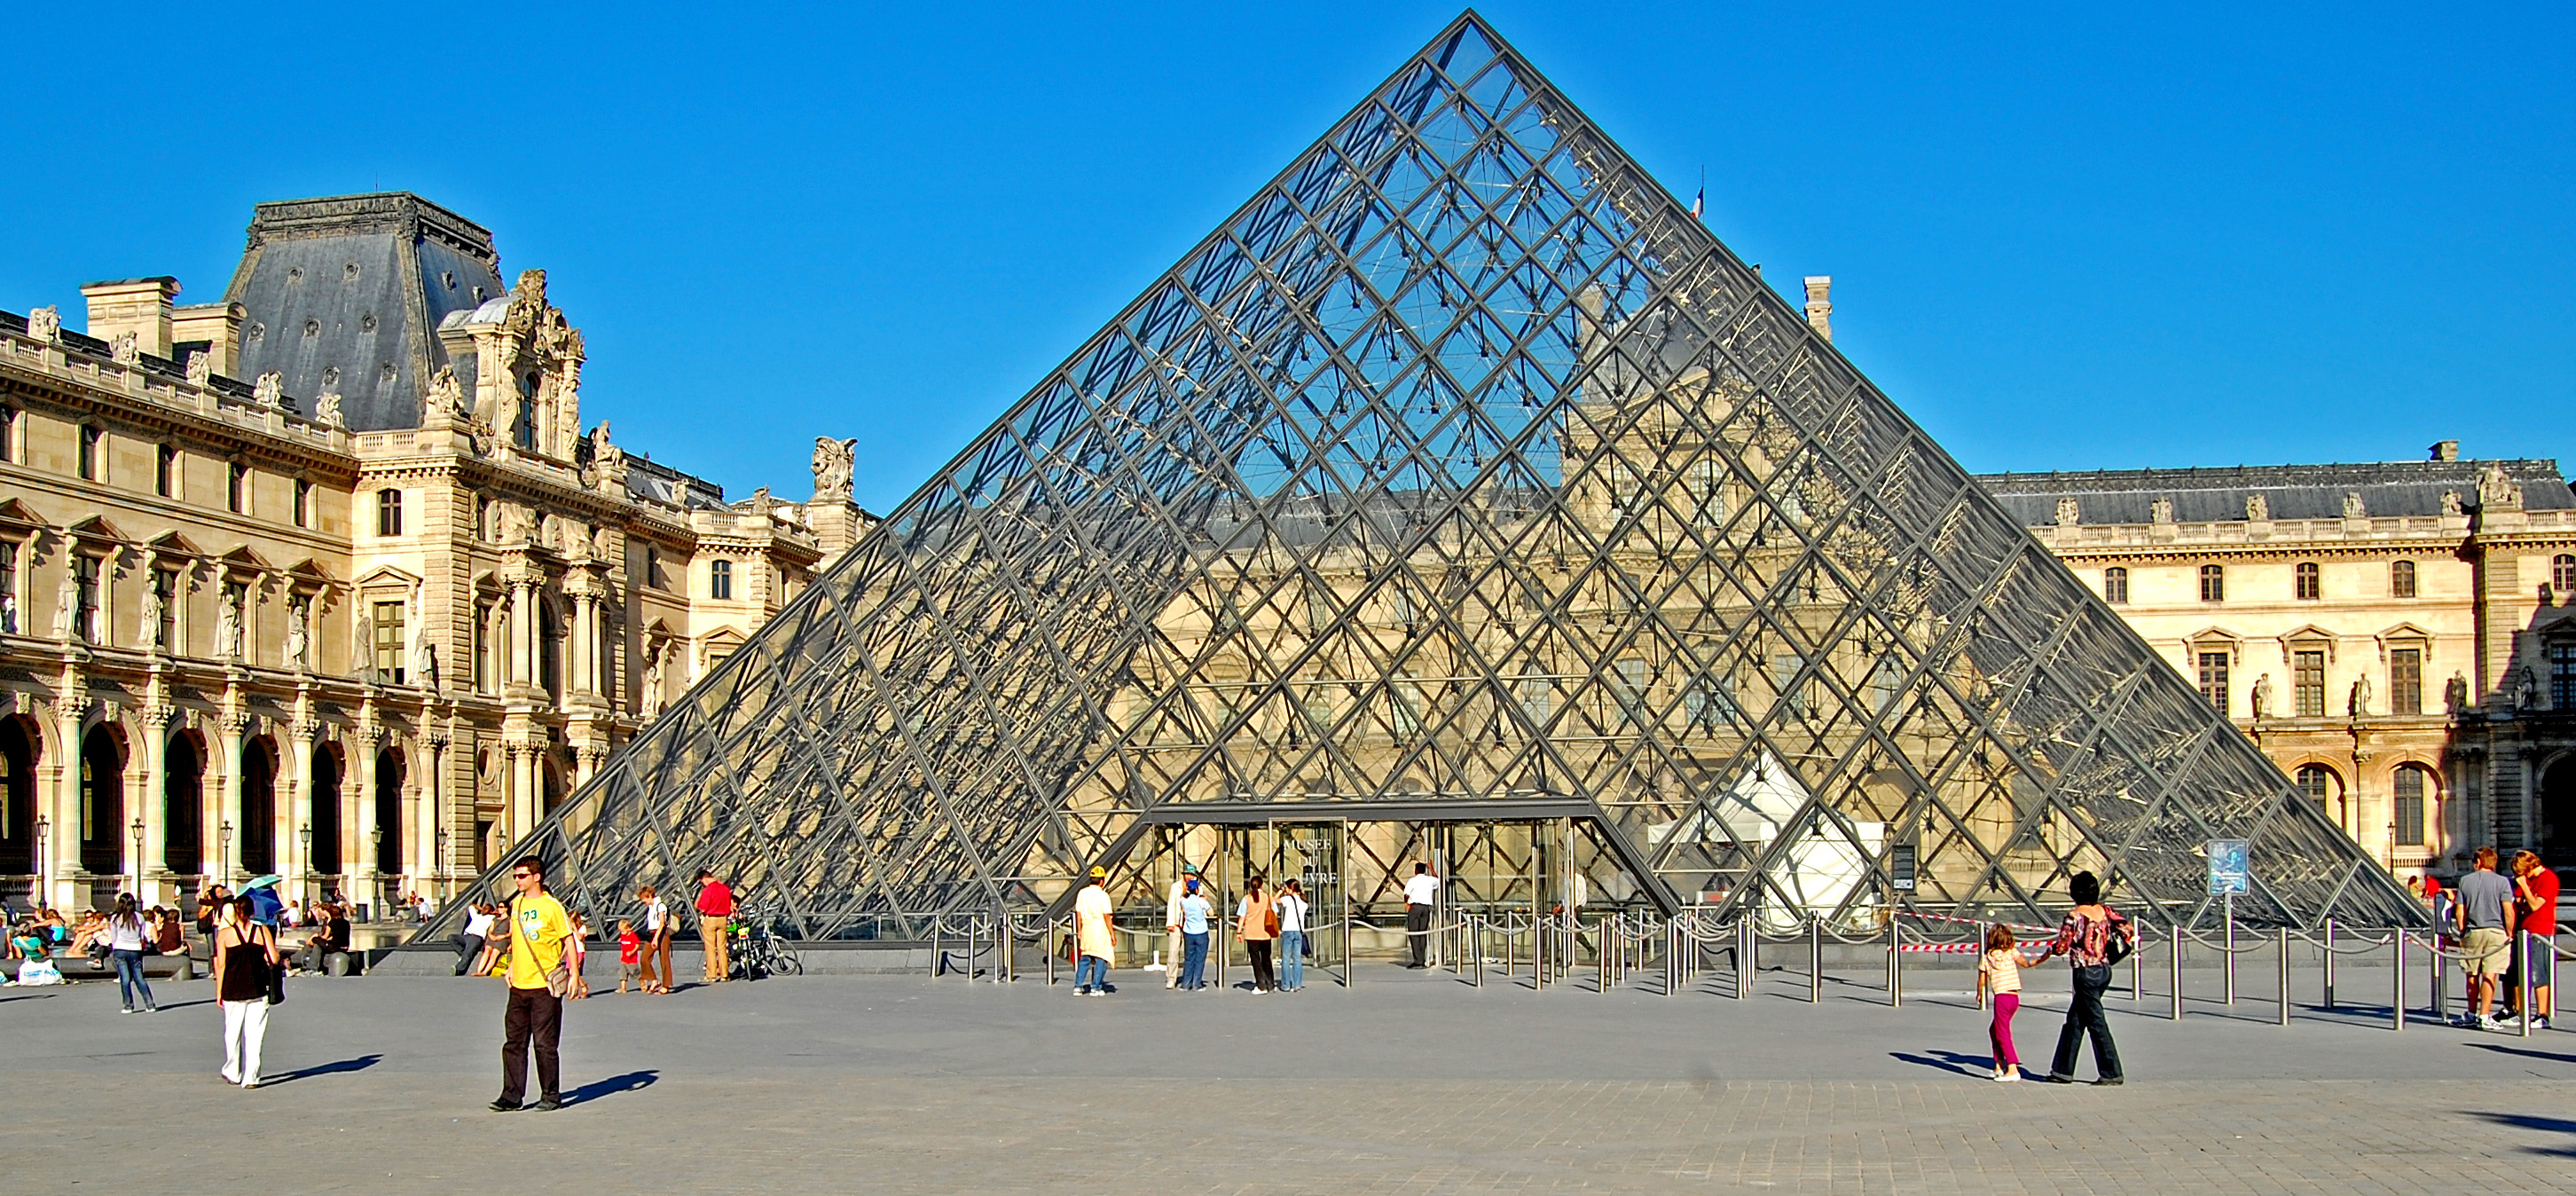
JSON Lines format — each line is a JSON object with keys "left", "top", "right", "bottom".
{"left": 617, "top": 919, "right": 642, "bottom": 995}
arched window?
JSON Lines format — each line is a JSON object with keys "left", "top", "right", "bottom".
{"left": 163, "top": 733, "right": 202, "bottom": 877}
{"left": 2295, "top": 562, "right": 2321, "bottom": 601}
{"left": 374, "top": 749, "right": 405, "bottom": 874}
{"left": 2392, "top": 764, "right": 2432, "bottom": 846}
{"left": 78, "top": 727, "right": 123, "bottom": 875}
{"left": 2295, "top": 764, "right": 2337, "bottom": 807}
{"left": 2391, "top": 560, "right": 2416, "bottom": 599}
{"left": 239, "top": 738, "right": 278, "bottom": 875}
{"left": 2103, "top": 567, "right": 2129, "bottom": 604}
{"left": 309, "top": 744, "right": 342, "bottom": 876}
{"left": 2200, "top": 564, "right": 2225, "bottom": 602}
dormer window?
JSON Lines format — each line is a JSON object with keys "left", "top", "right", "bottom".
{"left": 514, "top": 374, "right": 538, "bottom": 452}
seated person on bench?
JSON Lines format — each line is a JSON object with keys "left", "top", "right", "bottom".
{"left": 297, "top": 903, "right": 353, "bottom": 974}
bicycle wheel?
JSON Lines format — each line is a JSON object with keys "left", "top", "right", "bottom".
{"left": 774, "top": 945, "right": 803, "bottom": 976}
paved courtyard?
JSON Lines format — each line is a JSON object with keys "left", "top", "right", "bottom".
{"left": 7, "top": 957, "right": 2571, "bottom": 1193}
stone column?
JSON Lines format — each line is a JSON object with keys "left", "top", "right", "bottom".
{"left": 44, "top": 695, "right": 88, "bottom": 909}
{"left": 420, "top": 730, "right": 447, "bottom": 901}
{"left": 286, "top": 720, "right": 315, "bottom": 901}
{"left": 137, "top": 704, "right": 172, "bottom": 902}
{"left": 569, "top": 589, "right": 595, "bottom": 697}
{"left": 510, "top": 580, "right": 536, "bottom": 688}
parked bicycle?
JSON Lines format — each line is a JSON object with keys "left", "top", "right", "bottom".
{"left": 727, "top": 903, "right": 803, "bottom": 980}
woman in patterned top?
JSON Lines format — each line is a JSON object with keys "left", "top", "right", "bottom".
{"left": 2041, "top": 870, "right": 2132, "bottom": 1085}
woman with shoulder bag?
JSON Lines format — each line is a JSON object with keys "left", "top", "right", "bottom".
{"left": 1237, "top": 876, "right": 1277, "bottom": 994}
{"left": 2040, "top": 871, "right": 2132, "bottom": 1085}
{"left": 104, "top": 894, "right": 158, "bottom": 1014}
{"left": 212, "top": 895, "right": 282, "bottom": 1089}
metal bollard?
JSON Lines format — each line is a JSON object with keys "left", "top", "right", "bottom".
{"left": 1737, "top": 919, "right": 1753, "bottom": 1001}
{"left": 2130, "top": 928, "right": 2143, "bottom": 1001}
{"left": 1809, "top": 919, "right": 1823, "bottom": 1003}
{"left": 931, "top": 919, "right": 944, "bottom": 980}
{"left": 2519, "top": 932, "right": 2534, "bottom": 1040}
{"left": 2169, "top": 921, "right": 2183, "bottom": 1021}
{"left": 2276, "top": 925, "right": 2291, "bottom": 1027}
{"left": 2225, "top": 911, "right": 2237, "bottom": 1005}
{"left": 1888, "top": 917, "right": 1902, "bottom": 1008}
{"left": 2391, "top": 927, "right": 2405, "bottom": 1033}
{"left": 2322, "top": 917, "right": 2336, "bottom": 1011}
{"left": 2431, "top": 932, "right": 2446, "bottom": 1023}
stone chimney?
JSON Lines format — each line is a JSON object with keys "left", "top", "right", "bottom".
{"left": 1802, "top": 276, "right": 1833, "bottom": 342}
{"left": 80, "top": 277, "right": 180, "bottom": 358}
{"left": 2430, "top": 440, "right": 2460, "bottom": 462}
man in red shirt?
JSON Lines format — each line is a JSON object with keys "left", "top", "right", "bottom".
{"left": 695, "top": 870, "right": 735, "bottom": 984}
{"left": 2506, "top": 851, "right": 2558, "bottom": 1029}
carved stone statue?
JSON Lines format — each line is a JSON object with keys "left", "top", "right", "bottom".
{"left": 185, "top": 350, "right": 211, "bottom": 387}
{"left": 252, "top": 372, "right": 284, "bottom": 409}
{"left": 813, "top": 437, "right": 858, "bottom": 500}
{"left": 423, "top": 365, "right": 466, "bottom": 426}
{"left": 25, "top": 305, "right": 59, "bottom": 342}
{"left": 285, "top": 605, "right": 310, "bottom": 669}
{"left": 640, "top": 647, "right": 666, "bottom": 719}
{"left": 2053, "top": 497, "right": 2079, "bottom": 526}
{"left": 2250, "top": 673, "right": 2274, "bottom": 720}
{"left": 2515, "top": 665, "right": 2539, "bottom": 709}
{"left": 2, "top": 592, "right": 18, "bottom": 634}
{"left": 354, "top": 609, "right": 376, "bottom": 682}
{"left": 51, "top": 574, "right": 77, "bottom": 639}
{"left": 2349, "top": 673, "right": 2371, "bottom": 717}
{"left": 413, "top": 636, "right": 438, "bottom": 690}
{"left": 2445, "top": 671, "right": 2470, "bottom": 713}
{"left": 314, "top": 391, "right": 345, "bottom": 429}
{"left": 2342, "top": 492, "right": 2367, "bottom": 519}
{"left": 2479, "top": 462, "right": 2523, "bottom": 512}
{"left": 138, "top": 584, "right": 162, "bottom": 649}
{"left": 215, "top": 600, "right": 241, "bottom": 659}
{"left": 503, "top": 504, "right": 536, "bottom": 544}
{"left": 2441, "top": 490, "right": 2464, "bottom": 517}
{"left": 108, "top": 331, "right": 139, "bottom": 365}
{"left": 2148, "top": 497, "right": 2174, "bottom": 524}
{"left": 2245, "top": 493, "right": 2269, "bottom": 521}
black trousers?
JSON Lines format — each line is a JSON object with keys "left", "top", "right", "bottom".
{"left": 2049, "top": 964, "right": 2123, "bottom": 1081}
{"left": 500, "top": 985, "right": 563, "bottom": 1105}
{"left": 1407, "top": 904, "right": 1433, "bottom": 966}
{"left": 454, "top": 933, "right": 484, "bottom": 976}
{"left": 1246, "top": 939, "right": 1275, "bottom": 990}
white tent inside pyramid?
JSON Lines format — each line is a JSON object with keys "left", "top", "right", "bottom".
{"left": 424, "top": 13, "right": 2421, "bottom": 944}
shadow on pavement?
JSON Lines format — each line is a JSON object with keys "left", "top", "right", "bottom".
{"left": 0, "top": 992, "right": 60, "bottom": 1003}
{"left": 2465, "top": 1041, "right": 2576, "bottom": 1066}
{"left": 2464, "top": 1111, "right": 2576, "bottom": 1157}
{"left": 568, "top": 1069, "right": 658, "bottom": 1106}
{"left": 267, "top": 1054, "right": 383, "bottom": 1084}
{"left": 1889, "top": 1050, "right": 1992, "bottom": 1077}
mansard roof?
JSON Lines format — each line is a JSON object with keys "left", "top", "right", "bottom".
{"left": 223, "top": 192, "right": 508, "bottom": 435}
{"left": 1975, "top": 459, "right": 2573, "bottom": 525}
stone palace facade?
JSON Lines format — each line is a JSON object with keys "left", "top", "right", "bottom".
{"left": 1980, "top": 447, "right": 2576, "bottom": 880}
{"left": 0, "top": 193, "right": 874, "bottom": 911}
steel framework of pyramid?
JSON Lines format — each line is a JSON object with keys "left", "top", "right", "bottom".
{"left": 428, "top": 14, "right": 2420, "bottom": 940}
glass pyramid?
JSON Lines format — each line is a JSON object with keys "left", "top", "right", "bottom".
{"left": 439, "top": 14, "right": 2418, "bottom": 939}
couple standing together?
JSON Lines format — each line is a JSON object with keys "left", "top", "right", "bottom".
{"left": 1160, "top": 863, "right": 1312, "bottom": 994}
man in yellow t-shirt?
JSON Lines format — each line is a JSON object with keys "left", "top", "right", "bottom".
{"left": 493, "top": 855, "right": 571, "bottom": 1113}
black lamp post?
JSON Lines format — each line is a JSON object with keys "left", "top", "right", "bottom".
{"left": 129, "top": 816, "right": 145, "bottom": 901}
{"left": 30, "top": 814, "right": 46, "bottom": 905}
{"left": 297, "top": 822, "right": 311, "bottom": 900}
{"left": 216, "top": 820, "right": 232, "bottom": 883}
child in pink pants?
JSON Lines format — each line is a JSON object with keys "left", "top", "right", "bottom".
{"left": 1976, "top": 924, "right": 2039, "bottom": 1082}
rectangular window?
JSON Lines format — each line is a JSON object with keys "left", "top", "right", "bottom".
{"left": 2199, "top": 564, "right": 2225, "bottom": 602}
{"left": 2197, "top": 651, "right": 2230, "bottom": 715}
{"left": 1615, "top": 657, "right": 1648, "bottom": 725}
{"left": 0, "top": 540, "right": 16, "bottom": 633}
{"left": 2390, "top": 648, "right": 2422, "bottom": 715}
{"left": 2295, "top": 562, "right": 2321, "bottom": 601}
{"left": 376, "top": 488, "right": 403, "bottom": 537}
{"left": 373, "top": 600, "right": 407, "bottom": 685}
{"left": 2393, "top": 767, "right": 2427, "bottom": 846}
{"left": 2102, "top": 567, "right": 2128, "bottom": 604}
{"left": 2293, "top": 649, "right": 2327, "bottom": 718}
{"left": 78, "top": 426, "right": 102, "bottom": 482}
{"left": 2554, "top": 642, "right": 2576, "bottom": 710}
{"left": 473, "top": 603, "right": 491, "bottom": 693}
{"left": 1518, "top": 665, "right": 1552, "bottom": 724}
{"left": 1684, "top": 673, "right": 1734, "bottom": 733}
{"left": 644, "top": 545, "right": 661, "bottom": 591}
{"left": 293, "top": 479, "right": 311, "bottom": 528}
{"left": 74, "top": 555, "right": 99, "bottom": 644}
{"left": 1869, "top": 656, "right": 1903, "bottom": 713}
{"left": 226, "top": 462, "right": 247, "bottom": 513}
{"left": 2391, "top": 560, "right": 2416, "bottom": 599}
{"left": 0, "top": 406, "right": 15, "bottom": 461}
{"left": 155, "top": 445, "right": 176, "bottom": 497}
{"left": 1392, "top": 677, "right": 1425, "bottom": 741}
{"left": 1771, "top": 653, "right": 1806, "bottom": 720}
{"left": 709, "top": 559, "right": 732, "bottom": 600}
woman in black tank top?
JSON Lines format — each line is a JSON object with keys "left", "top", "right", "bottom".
{"left": 212, "top": 897, "right": 279, "bottom": 1088}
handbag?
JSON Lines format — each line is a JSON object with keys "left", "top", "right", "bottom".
{"left": 2101, "top": 912, "right": 2135, "bottom": 966}
{"left": 1264, "top": 903, "right": 1281, "bottom": 938}
{"left": 263, "top": 929, "right": 287, "bottom": 1005}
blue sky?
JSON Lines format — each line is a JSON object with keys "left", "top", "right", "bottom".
{"left": 4, "top": 3, "right": 2567, "bottom": 512}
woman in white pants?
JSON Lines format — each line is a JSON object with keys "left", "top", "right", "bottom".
{"left": 212, "top": 896, "right": 280, "bottom": 1088}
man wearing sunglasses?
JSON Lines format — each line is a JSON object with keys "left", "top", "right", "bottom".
{"left": 493, "top": 856, "right": 573, "bottom": 1112}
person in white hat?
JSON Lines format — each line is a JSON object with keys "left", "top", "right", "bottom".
{"left": 1073, "top": 866, "right": 1116, "bottom": 996}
